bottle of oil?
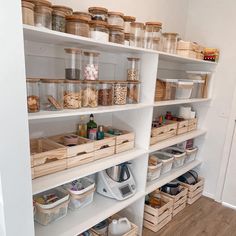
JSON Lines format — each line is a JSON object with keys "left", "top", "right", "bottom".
{"left": 77, "top": 115, "right": 87, "bottom": 138}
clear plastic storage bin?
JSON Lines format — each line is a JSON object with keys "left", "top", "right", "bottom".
{"left": 127, "top": 81, "right": 140, "bottom": 104}
{"left": 191, "top": 80, "right": 205, "bottom": 98}
{"left": 175, "top": 81, "right": 194, "bottom": 99}
{"left": 162, "top": 33, "right": 178, "bottom": 54}
{"left": 163, "top": 147, "right": 187, "bottom": 168}
{"left": 185, "top": 147, "right": 198, "bottom": 163}
{"left": 147, "top": 155, "right": 163, "bottom": 181}
{"left": 153, "top": 152, "right": 174, "bottom": 175}
{"left": 26, "top": 78, "right": 40, "bottom": 113}
{"left": 155, "top": 78, "right": 177, "bottom": 101}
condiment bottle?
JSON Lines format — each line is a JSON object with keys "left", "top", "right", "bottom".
{"left": 87, "top": 114, "right": 97, "bottom": 140}
{"left": 97, "top": 125, "right": 105, "bottom": 140}
{"left": 77, "top": 115, "right": 87, "bottom": 138}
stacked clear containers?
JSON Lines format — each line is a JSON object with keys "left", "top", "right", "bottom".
{"left": 26, "top": 78, "right": 40, "bottom": 113}
{"left": 90, "top": 20, "right": 109, "bottom": 43}
{"left": 109, "top": 26, "right": 125, "bottom": 44}
{"left": 64, "top": 48, "right": 82, "bottom": 80}
{"left": 162, "top": 33, "right": 178, "bottom": 54}
{"left": 113, "top": 81, "right": 128, "bottom": 105}
{"left": 108, "top": 12, "right": 124, "bottom": 27}
{"left": 83, "top": 51, "right": 99, "bottom": 80}
{"left": 52, "top": 9, "right": 66, "bottom": 32}
{"left": 88, "top": 7, "right": 108, "bottom": 21}
{"left": 130, "top": 22, "right": 145, "bottom": 48}
{"left": 22, "top": 1, "right": 35, "bottom": 26}
{"left": 98, "top": 81, "right": 114, "bottom": 106}
{"left": 127, "top": 81, "right": 140, "bottom": 104}
{"left": 127, "top": 57, "right": 140, "bottom": 81}
{"left": 82, "top": 81, "right": 98, "bottom": 107}
{"left": 144, "top": 22, "right": 162, "bottom": 50}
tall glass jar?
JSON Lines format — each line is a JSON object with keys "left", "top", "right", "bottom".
{"left": 83, "top": 51, "right": 99, "bottom": 81}
{"left": 26, "top": 78, "right": 40, "bottom": 113}
{"left": 52, "top": 5, "right": 73, "bottom": 16}
{"left": 127, "top": 81, "right": 141, "bottom": 104}
{"left": 64, "top": 80, "right": 82, "bottom": 109}
{"left": 52, "top": 10, "right": 66, "bottom": 32}
{"left": 90, "top": 20, "right": 109, "bottom": 43}
{"left": 82, "top": 81, "right": 98, "bottom": 107}
{"left": 40, "top": 79, "right": 64, "bottom": 111}
{"left": 124, "top": 33, "right": 135, "bottom": 46}
{"left": 144, "top": 22, "right": 162, "bottom": 50}
{"left": 64, "top": 48, "right": 82, "bottom": 80}
{"left": 34, "top": 0, "right": 52, "bottom": 29}
{"left": 113, "top": 81, "right": 128, "bottom": 105}
{"left": 108, "top": 12, "right": 124, "bottom": 27}
{"left": 130, "top": 22, "right": 145, "bottom": 48}
{"left": 88, "top": 7, "right": 108, "bottom": 21}
{"left": 124, "top": 16, "right": 136, "bottom": 34}
{"left": 162, "top": 33, "right": 179, "bottom": 54}
{"left": 127, "top": 57, "right": 140, "bottom": 81}
{"left": 109, "top": 25, "right": 124, "bottom": 44}
{"left": 22, "top": 1, "right": 35, "bottom": 26}
{"left": 98, "top": 81, "right": 114, "bottom": 106}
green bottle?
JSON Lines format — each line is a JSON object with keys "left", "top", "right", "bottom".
{"left": 87, "top": 114, "right": 97, "bottom": 140}
{"left": 97, "top": 125, "right": 105, "bottom": 140}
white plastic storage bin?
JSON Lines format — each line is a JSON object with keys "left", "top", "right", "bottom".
{"left": 147, "top": 155, "right": 163, "bottom": 181}
{"left": 163, "top": 147, "right": 187, "bottom": 168}
{"left": 175, "top": 81, "right": 194, "bottom": 99}
{"left": 153, "top": 152, "right": 174, "bottom": 175}
{"left": 185, "top": 147, "right": 198, "bottom": 163}
{"left": 34, "top": 187, "right": 70, "bottom": 226}
{"left": 65, "top": 177, "right": 95, "bottom": 210}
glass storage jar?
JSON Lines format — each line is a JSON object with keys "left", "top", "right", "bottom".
{"left": 83, "top": 51, "right": 100, "bottom": 81}
{"left": 22, "top": 1, "right": 35, "bottom": 26}
{"left": 90, "top": 20, "right": 109, "bottom": 43}
{"left": 130, "top": 22, "right": 145, "bottom": 48}
{"left": 144, "top": 22, "right": 162, "bottom": 50}
{"left": 124, "top": 16, "right": 136, "bottom": 34}
{"left": 127, "top": 57, "right": 140, "bottom": 81}
{"left": 88, "top": 7, "right": 108, "bottom": 21}
{"left": 26, "top": 78, "right": 40, "bottom": 113}
{"left": 127, "top": 81, "right": 140, "bottom": 104}
{"left": 52, "top": 10, "right": 66, "bottom": 32}
{"left": 64, "top": 80, "right": 82, "bottom": 109}
{"left": 162, "top": 32, "right": 178, "bottom": 54}
{"left": 108, "top": 12, "right": 124, "bottom": 27}
{"left": 124, "top": 33, "right": 135, "bottom": 46}
{"left": 109, "top": 25, "right": 124, "bottom": 44}
{"left": 113, "top": 81, "right": 128, "bottom": 105}
{"left": 34, "top": 0, "right": 52, "bottom": 29}
{"left": 66, "top": 15, "right": 90, "bottom": 37}
{"left": 73, "top": 11, "right": 92, "bottom": 21}
{"left": 64, "top": 48, "right": 82, "bottom": 80}
{"left": 98, "top": 81, "right": 114, "bottom": 106}
{"left": 52, "top": 5, "right": 73, "bottom": 16}
{"left": 82, "top": 81, "right": 98, "bottom": 107}
{"left": 40, "top": 79, "right": 64, "bottom": 111}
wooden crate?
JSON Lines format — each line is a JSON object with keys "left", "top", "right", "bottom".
{"left": 48, "top": 133, "right": 94, "bottom": 169}
{"left": 188, "top": 118, "right": 198, "bottom": 132}
{"left": 177, "top": 120, "right": 189, "bottom": 135}
{"left": 31, "top": 168, "right": 35, "bottom": 180}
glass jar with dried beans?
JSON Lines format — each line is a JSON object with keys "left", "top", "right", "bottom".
{"left": 113, "top": 81, "right": 128, "bottom": 105}
{"left": 22, "top": 1, "right": 35, "bottom": 26}
{"left": 26, "top": 78, "right": 40, "bottom": 113}
{"left": 127, "top": 81, "right": 141, "bottom": 104}
{"left": 98, "top": 81, "right": 114, "bottom": 106}
{"left": 52, "top": 5, "right": 73, "bottom": 16}
{"left": 124, "top": 16, "right": 136, "bottom": 34}
{"left": 109, "top": 25, "right": 124, "bottom": 44}
{"left": 73, "top": 11, "right": 92, "bottom": 21}
{"left": 88, "top": 7, "right": 108, "bottom": 22}
{"left": 108, "top": 12, "right": 124, "bottom": 27}
{"left": 130, "top": 22, "right": 145, "bottom": 48}
{"left": 52, "top": 10, "right": 66, "bottom": 32}
{"left": 83, "top": 51, "right": 100, "bottom": 81}
{"left": 127, "top": 57, "right": 140, "bottom": 81}
{"left": 82, "top": 81, "right": 98, "bottom": 108}
{"left": 144, "top": 22, "right": 162, "bottom": 50}
{"left": 90, "top": 20, "right": 109, "bottom": 43}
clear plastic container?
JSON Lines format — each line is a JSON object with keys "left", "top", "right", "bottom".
{"left": 175, "top": 81, "right": 194, "bottom": 99}
{"left": 109, "top": 26, "right": 124, "bottom": 44}
{"left": 88, "top": 7, "right": 108, "bottom": 21}
{"left": 144, "top": 22, "right": 162, "bottom": 50}
{"left": 162, "top": 33, "right": 178, "bottom": 54}
{"left": 90, "top": 20, "right": 109, "bottom": 43}
{"left": 82, "top": 81, "right": 98, "bottom": 107}
{"left": 34, "top": 0, "right": 52, "bottom": 29}
{"left": 153, "top": 152, "right": 174, "bottom": 174}
{"left": 108, "top": 12, "right": 124, "bottom": 27}
{"left": 40, "top": 79, "right": 64, "bottom": 111}
{"left": 64, "top": 48, "right": 82, "bottom": 80}
{"left": 185, "top": 147, "right": 198, "bottom": 163}
{"left": 163, "top": 147, "right": 187, "bottom": 168}
{"left": 127, "top": 81, "right": 140, "bottom": 104}
{"left": 52, "top": 5, "right": 73, "bottom": 16}
{"left": 147, "top": 155, "right": 163, "bottom": 181}
{"left": 22, "top": 1, "right": 35, "bottom": 26}
{"left": 66, "top": 15, "right": 90, "bottom": 37}
{"left": 155, "top": 78, "right": 177, "bottom": 101}
{"left": 124, "top": 16, "right": 136, "bottom": 34}
{"left": 64, "top": 80, "right": 82, "bottom": 109}
{"left": 130, "top": 22, "right": 144, "bottom": 48}
{"left": 83, "top": 51, "right": 99, "bottom": 81}
{"left": 73, "top": 11, "right": 92, "bottom": 21}
{"left": 124, "top": 33, "right": 135, "bottom": 46}
{"left": 98, "top": 81, "right": 114, "bottom": 106}
{"left": 191, "top": 80, "right": 205, "bottom": 98}
{"left": 113, "top": 81, "right": 128, "bottom": 105}
{"left": 127, "top": 57, "right": 140, "bottom": 81}
{"left": 52, "top": 10, "right": 66, "bottom": 32}
{"left": 26, "top": 78, "right": 40, "bottom": 113}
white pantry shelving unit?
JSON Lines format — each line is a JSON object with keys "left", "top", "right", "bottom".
{"left": 22, "top": 25, "right": 217, "bottom": 236}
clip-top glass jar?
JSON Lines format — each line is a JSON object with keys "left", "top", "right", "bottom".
{"left": 22, "top": 1, "right": 35, "bottom": 26}
{"left": 64, "top": 48, "right": 82, "bottom": 80}
{"left": 88, "top": 7, "right": 108, "bottom": 21}
{"left": 127, "top": 81, "right": 141, "bottom": 104}
{"left": 144, "top": 22, "right": 162, "bottom": 50}
{"left": 90, "top": 20, "right": 109, "bottom": 43}
{"left": 26, "top": 78, "right": 40, "bottom": 113}
{"left": 127, "top": 57, "right": 140, "bottom": 81}
{"left": 98, "top": 81, "right": 114, "bottom": 106}
{"left": 52, "top": 10, "right": 66, "bottom": 32}
{"left": 52, "top": 5, "right": 73, "bottom": 16}
{"left": 83, "top": 51, "right": 100, "bottom": 81}
{"left": 109, "top": 25, "right": 124, "bottom": 44}
{"left": 124, "top": 16, "right": 136, "bottom": 34}
{"left": 130, "top": 22, "right": 145, "bottom": 48}
{"left": 108, "top": 12, "right": 124, "bottom": 27}
{"left": 82, "top": 81, "right": 98, "bottom": 107}
{"left": 113, "top": 81, "right": 128, "bottom": 105}
{"left": 162, "top": 32, "right": 179, "bottom": 54}
{"left": 40, "top": 79, "right": 64, "bottom": 111}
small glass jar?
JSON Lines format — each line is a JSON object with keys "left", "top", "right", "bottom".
{"left": 108, "top": 12, "right": 124, "bottom": 27}
{"left": 98, "top": 81, "right": 114, "bottom": 106}
{"left": 64, "top": 48, "right": 82, "bottom": 80}
{"left": 144, "top": 22, "right": 162, "bottom": 50}
{"left": 52, "top": 5, "right": 73, "bottom": 16}
{"left": 83, "top": 51, "right": 100, "bottom": 81}
{"left": 22, "top": 1, "right": 35, "bottom": 26}
{"left": 127, "top": 81, "right": 141, "bottom": 104}
{"left": 40, "top": 79, "right": 64, "bottom": 111}
{"left": 73, "top": 11, "right": 92, "bottom": 21}
{"left": 109, "top": 26, "right": 124, "bottom": 44}
{"left": 162, "top": 32, "right": 179, "bottom": 54}
{"left": 52, "top": 10, "right": 66, "bottom": 32}
{"left": 127, "top": 57, "right": 140, "bottom": 81}
{"left": 90, "top": 20, "right": 109, "bottom": 43}
{"left": 64, "top": 80, "right": 82, "bottom": 109}
{"left": 124, "top": 16, "right": 136, "bottom": 34}
{"left": 26, "top": 78, "right": 40, "bottom": 113}
{"left": 130, "top": 22, "right": 145, "bottom": 48}
{"left": 82, "top": 81, "right": 98, "bottom": 107}
{"left": 34, "top": 0, "right": 52, "bottom": 29}
{"left": 66, "top": 15, "right": 90, "bottom": 37}
{"left": 113, "top": 81, "right": 127, "bottom": 105}
{"left": 88, "top": 7, "right": 108, "bottom": 21}
{"left": 124, "top": 33, "right": 135, "bottom": 46}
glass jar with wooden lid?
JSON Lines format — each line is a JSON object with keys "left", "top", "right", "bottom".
{"left": 88, "top": 7, "right": 108, "bottom": 21}
{"left": 162, "top": 32, "right": 179, "bottom": 54}
{"left": 26, "top": 78, "right": 40, "bottom": 113}
{"left": 22, "top": 1, "right": 35, "bottom": 26}
{"left": 66, "top": 15, "right": 90, "bottom": 37}
{"left": 90, "top": 20, "right": 109, "bottom": 42}
{"left": 113, "top": 81, "right": 128, "bottom": 105}
{"left": 52, "top": 10, "right": 66, "bottom": 32}
{"left": 98, "top": 81, "right": 114, "bottom": 106}
{"left": 127, "top": 57, "right": 141, "bottom": 81}
{"left": 108, "top": 12, "right": 124, "bottom": 27}
{"left": 34, "top": 0, "right": 52, "bottom": 29}
{"left": 124, "top": 33, "right": 135, "bottom": 46}
{"left": 52, "top": 5, "right": 73, "bottom": 16}
{"left": 127, "top": 81, "right": 141, "bottom": 104}
{"left": 124, "top": 16, "right": 136, "bottom": 34}
{"left": 130, "top": 22, "right": 145, "bottom": 48}
{"left": 82, "top": 81, "right": 98, "bottom": 108}
{"left": 109, "top": 25, "right": 125, "bottom": 44}
{"left": 73, "top": 11, "right": 92, "bottom": 21}
{"left": 144, "top": 22, "right": 162, "bottom": 50}
{"left": 83, "top": 51, "right": 100, "bottom": 81}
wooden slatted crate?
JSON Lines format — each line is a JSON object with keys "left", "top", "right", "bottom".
{"left": 188, "top": 118, "right": 198, "bottom": 132}
{"left": 177, "top": 120, "right": 189, "bottom": 135}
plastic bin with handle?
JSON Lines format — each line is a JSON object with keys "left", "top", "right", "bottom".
{"left": 163, "top": 147, "right": 187, "bottom": 168}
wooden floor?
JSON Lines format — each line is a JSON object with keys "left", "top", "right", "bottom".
{"left": 143, "top": 197, "right": 236, "bottom": 236}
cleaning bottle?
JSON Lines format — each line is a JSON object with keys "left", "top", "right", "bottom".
{"left": 108, "top": 218, "right": 131, "bottom": 236}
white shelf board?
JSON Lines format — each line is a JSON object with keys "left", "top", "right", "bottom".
{"left": 146, "top": 160, "right": 202, "bottom": 194}
{"left": 32, "top": 148, "right": 147, "bottom": 195}
{"left": 35, "top": 191, "right": 144, "bottom": 236}
{"left": 154, "top": 98, "right": 211, "bottom": 107}
{"left": 28, "top": 103, "right": 152, "bottom": 120}
{"left": 149, "top": 129, "right": 207, "bottom": 153}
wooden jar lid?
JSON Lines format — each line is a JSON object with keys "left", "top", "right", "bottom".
{"left": 73, "top": 11, "right": 92, "bottom": 21}
{"left": 162, "top": 32, "right": 178, "bottom": 36}
{"left": 35, "top": 0, "right": 52, "bottom": 7}
{"left": 64, "top": 80, "right": 82, "bottom": 84}
{"left": 52, "top": 5, "right": 73, "bottom": 15}
{"left": 84, "top": 51, "right": 100, "bottom": 57}
{"left": 127, "top": 57, "right": 140, "bottom": 61}
{"left": 108, "top": 11, "right": 124, "bottom": 18}
{"left": 64, "top": 48, "right": 82, "bottom": 54}
{"left": 22, "top": 1, "right": 35, "bottom": 10}
{"left": 26, "top": 78, "right": 40, "bottom": 83}
{"left": 123, "top": 16, "right": 136, "bottom": 22}
{"left": 88, "top": 7, "right": 108, "bottom": 14}
{"left": 89, "top": 20, "right": 108, "bottom": 28}
{"left": 52, "top": 10, "right": 66, "bottom": 17}
{"left": 130, "top": 22, "right": 144, "bottom": 28}
{"left": 146, "top": 21, "right": 162, "bottom": 27}
{"left": 40, "top": 79, "right": 64, "bottom": 83}
{"left": 108, "top": 25, "right": 124, "bottom": 31}
{"left": 66, "top": 14, "right": 90, "bottom": 23}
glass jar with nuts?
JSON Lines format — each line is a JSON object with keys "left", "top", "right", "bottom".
{"left": 98, "top": 81, "right": 114, "bottom": 106}
{"left": 127, "top": 57, "right": 140, "bottom": 81}
{"left": 113, "top": 81, "right": 128, "bottom": 105}
{"left": 26, "top": 78, "right": 40, "bottom": 113}
{"left": 127, "top": 81, "right": 141, "bottom": 104}
{"left": 82, "top": 81, "right": 98, "bottom": 107}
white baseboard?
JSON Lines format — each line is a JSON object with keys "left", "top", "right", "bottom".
{"left": 202, "top": 191, "right": 214, "bottom": 199}
{"left": 222, "top": 202, "right": 236, "bottom": 210}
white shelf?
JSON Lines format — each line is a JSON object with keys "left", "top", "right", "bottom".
{"left": 154, "top": 98, "right": 211, "bottom": 107}
{"left": 35, "top": 191, "right": 144, "bottom": 236}
{"left": 149, "top": 129, "right": 207, "bottom": 153}
{"left": 32, "top": 148, "right": 146, "bottom": 195}
{"left": 146, "top": 160, "right": 202, "bottom": 194}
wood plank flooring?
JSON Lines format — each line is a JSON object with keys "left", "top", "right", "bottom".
{"left": 143, "top": 197, "right": 236, "bottom": 236}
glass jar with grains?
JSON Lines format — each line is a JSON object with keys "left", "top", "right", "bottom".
{"left": 52, "top": 10, "right": 66, "bottom": 32}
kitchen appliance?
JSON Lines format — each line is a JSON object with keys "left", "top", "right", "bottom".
{"left": 178, "top": 170, "right": 198, "bottom": 185}
{"left": 97, "top": 163, "right": 136, "bottom": 201}
{"left": 161, "top": 179, "right": 180, "bottom": 195}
